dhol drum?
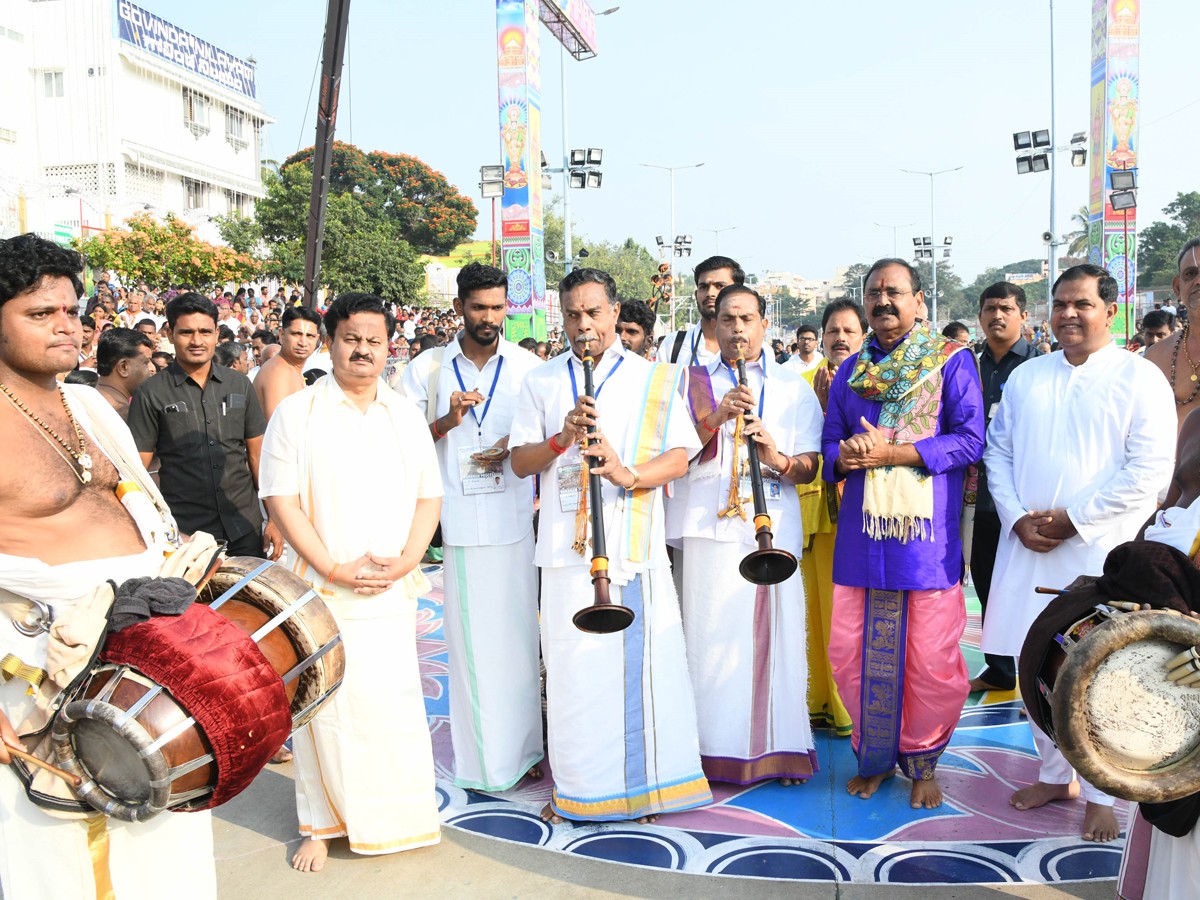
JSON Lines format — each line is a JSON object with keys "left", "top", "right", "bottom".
{"left": 51, "top": 558, "right": 345, "bottom": 821}
{"left": 1031, "top": 604, "right": 1200, "bottom": 803}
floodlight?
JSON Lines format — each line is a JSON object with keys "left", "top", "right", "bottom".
{"left": 1070, "top": 131, "right": 1086, "bottom": 145}
{"left": 683, "top": 234, "right": 693, "bottom": 243}
{"left": 586, "top": 148, "right": 603, "bottom": 165}
{"left": 479, "top": 180, "right": 504, "bottom": 199}
{"left": 1111, "top": 190, "right": 1137, "bottom": 211}
{"left": 569, "top": 170, "right": 586, "bottom": 189}
{"left": 1030, "top": 153, "right": 1049, "bottom": 173}
{"left": 683, "top": 247, "right": 692, "bottom": 257}
{"left": 675, "top": 234, "right": 687, "bottom": 244}
{"left": 1013, "top": 131, "right": 1033, "bottom": 151}
{"left": 912, "top": 237, "right": 922, "bottom": 247}
{"left": 1032, "top": 129, "right": 1051, "bottom": 148}
{"left": 922, "top": 236, "right": 932, "bottom": 246}
{"left": 944, "top": 236, "right": 953, "bottom": 245}
{"left": 1070, "top": 148, "right": 1087, "bottom": 168}
{"left": 585, "top": 171, "right": 602, "bottom": 189}
{"left": 1111, "top": 170, "right": 1137, "bottom": 190}
{"left": 570, "top": 148, "right": 587, "bottom": 166}
{"left": 656, "top": 235, "right": 665, "bottom": 247}
{"left": 577, "top": 247, "right": 590, "bottom": 258}
{"left": 1016, "top": 155, "right": 1033, "bottom": 175}
{"left": 480, "top": 165, "right": 504, "bottom": 181}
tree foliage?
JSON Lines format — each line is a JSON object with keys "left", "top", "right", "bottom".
{"left": 74, "top": 213, "right": 255, "bottom": 289}
{"left": 1138, "top": 191, "right": 1200, "bottom": 291}
{"left": 281, "top": 141, "right": 477, "bottom": 255}
{"left": 542, "top": 198, "right": 661, "bottom": 303}
{"left": 254, "top": 166, "right": 424, "bottom": 303}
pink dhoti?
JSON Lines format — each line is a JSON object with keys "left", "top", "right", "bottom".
{"left": 828, "top": 583, "right": 969, "bottom": 779}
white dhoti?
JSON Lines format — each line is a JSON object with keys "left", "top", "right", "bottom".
{"left": 442, "top": 536, "right": 543, "bottom": 791}
{"left": 540, "top": 563, "right": 711, "bottom": 821}
{"left": 682, "top": 536, "right": 816, "bottom": 784}
{"left": 0, "top": 549, "right": 215, "bottom": 900}
{"left": 292, "top": 580, "right": 440, "bottom": 855}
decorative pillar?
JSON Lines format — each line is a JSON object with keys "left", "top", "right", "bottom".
{"left": 495, "top": 0, "right": 547, "bottom": 342}
{"left": 1088, "top": 0, "right": 1140, "bottom": 334}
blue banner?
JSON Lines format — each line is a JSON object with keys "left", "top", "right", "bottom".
{"left": 116, "top": 1, "right": 256, "bottom": 100}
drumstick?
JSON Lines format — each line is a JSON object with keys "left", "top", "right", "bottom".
{"left": 2, "top": 741, "right": 83, "bottom": 788}
{"left": 1034, "top": 586, "right": 1066, "bottom": 595}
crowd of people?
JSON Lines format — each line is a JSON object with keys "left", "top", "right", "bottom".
{"left": 2, "top": 230, "right": 1200, "bottom": 898}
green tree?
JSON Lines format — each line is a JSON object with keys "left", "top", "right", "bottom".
{"left": 211, "top": 212, "right": 264, "bottom": 258}
{"left": 541, "top": 198, "right": 660, "bottom": 304}
{"left": 282, "top": 141, "right": 477, "bottom": 254}
{"left": 255, "top": 163, "right": 425, "bottom": 302}
{"left": 1132, "top": 191, "right": 1200, "bottom": 291}
{"left": 1066, "top": 205, "right": 1090, "bottom": 257}
{"left": 74, "top": 213, "right": 255, "bottom": 289}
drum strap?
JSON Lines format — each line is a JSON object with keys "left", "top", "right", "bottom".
{"left": 0, "top": 653, "right": 45, "bottom": 689}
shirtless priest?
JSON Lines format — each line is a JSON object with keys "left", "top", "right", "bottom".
{"left": 0, "top": 234, "right": 215, "bottom": 898}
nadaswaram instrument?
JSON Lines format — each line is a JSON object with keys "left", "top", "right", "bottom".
{"left": 731, "top": 351, "right": 798, "bottom": 586}
{"left": 571, "top": 342, "right": 636, "bottom": 635}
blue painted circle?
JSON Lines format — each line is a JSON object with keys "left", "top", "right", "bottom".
{"left": 1039, "top": 844, "right": 1122, "bottom": 881}
{"left": 565, "top": 832, "right": 683, "bottom": 870}
{"left": 509, "top": 270, "right": 532, "bottom": 304}
{"left": 709, "top": 847, "right": 846, "bottom": 881}
{"left": 877, "top": 850, "right": 1017, "bottom": 884}
{"left": 449, "top": 810, "right": 550, "bottom": 846}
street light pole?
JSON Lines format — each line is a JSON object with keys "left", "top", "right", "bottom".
{"left": 560, "top": 43, "right": 573, "bottom": 275}
{"left": 901, "top": 166, "right": 963, "bottom": 329}
{"left": 640, "top": 161, "right": 705, "bottom": 329}
{"left": 1048, "top": 0, "right": 1059, "bottom": 290}
{"left": 703, "top": 226, "right": 737, "bottom": 254}
{"left": 874, "top": 221, "right": 914, "bottom": 258}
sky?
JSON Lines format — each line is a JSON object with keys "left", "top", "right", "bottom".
{"left": 156, "top": 0, "right": 1197, "bottom": 284}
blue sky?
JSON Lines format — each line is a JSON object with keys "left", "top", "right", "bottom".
{"left": 156, "top": 0, "right": 1198, "bottom": 283}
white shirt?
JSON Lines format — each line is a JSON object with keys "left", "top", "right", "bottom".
{"left": 510, "top": 342, "right": 702, "bottom": 569}
{"left": 781, "top": 352, "right": 824, "bottom": 375}
{"left": 259, "top": 374, "right": 442, "bottom": 616}
{"left": 980, "top": 342, "right": 1175, "bottom": 655}
{"left": 402, "top": 335, "right": 541, "bottom": 547}
{"left": 681, "top": 355, "right": 823, "bottom": 551}
{"left": 652, "top": 322, "right": 721, "bottom": 367}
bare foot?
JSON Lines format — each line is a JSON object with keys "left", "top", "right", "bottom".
{"left": 910, "top": 777, "right": 943, "bottom": 809}
{"left": 526, "top": 763, "right": 543, "bottom": 780}
{"left": 539, "top": 803, "right": 564, "bottom": 824}
{"left": 1082, "top": 802, "right": 1120, "bottom": 842}
{"left": 635, "top": 814, "right": 660, "bottom": 824}
{"left": 847, "top": 768, "right": 895, "bottom": 799}
{"left": 291, "top": 837, "right": 329, "bottom": 873}
{"left": 779, "top": 777, "right": 807, "bottom": 786}
{"left": 1010, "top": 780, "right": 1080, "bottom": 810}
{"left": 269, "top": 744, "right": 293, "bottom": 764}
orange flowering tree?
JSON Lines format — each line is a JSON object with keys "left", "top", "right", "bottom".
{"left": 74, "top": 213, "right": 255, "bottom": 289}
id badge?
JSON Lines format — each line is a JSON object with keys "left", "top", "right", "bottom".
{"left": 459, "top": 445, "right": 506, "bottom": 496}
{"left": 558, "top": 463, "right": 583, "bottom": 512}
{"left": 738, "top": 472, "right": 754, "bottom": 502}
{"left": 764, "top": 479, "right": 783, "bottom": 501}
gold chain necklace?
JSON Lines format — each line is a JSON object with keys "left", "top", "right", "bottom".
{"left": 0, "top": 382, "right": 94, "bottom": 483}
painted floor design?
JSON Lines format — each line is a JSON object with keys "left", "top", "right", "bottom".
{"left": 418, "top": 566, "right": 1127, "bottom": 885}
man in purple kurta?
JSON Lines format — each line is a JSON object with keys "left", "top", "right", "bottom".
{"left": 821, "top": 259, "right": 985, "bottom": 810}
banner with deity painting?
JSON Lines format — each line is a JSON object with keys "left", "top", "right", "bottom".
{"left": 495, "top": 0, "right": 547, "bottom": 342}
{"left": 1088, "top": 0, "right": 1140, "bottom": 308}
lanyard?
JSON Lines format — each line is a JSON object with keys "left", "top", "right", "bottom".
{"left": 689, "top": 329, "right": 700, "bottom": 365}
{"left": 568, "top": 353, "right": 625, "bottom": 403}
{"left": 451, "top": 355, "right": 504, "bottom": 435}
{"left": 721, "top": 359, "right": 765, "bottom": 419}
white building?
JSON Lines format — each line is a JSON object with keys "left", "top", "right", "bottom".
{"left": 0, "top": 0, "right": 273, "bottom": 243}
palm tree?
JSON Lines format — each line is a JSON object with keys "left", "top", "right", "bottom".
{"left": 1066, "top": 205, "right": 1090, "bottom": 257}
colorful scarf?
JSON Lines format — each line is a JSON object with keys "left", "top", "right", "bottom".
{"left": 846, "top": 325, "right": 964, "bottom": 543}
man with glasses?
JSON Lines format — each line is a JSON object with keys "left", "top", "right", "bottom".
{"left": 783, "top": 323, "right": 823, "bottom": 374}
{"left": 822, "top": 258, "right": 984, "bottom": 810}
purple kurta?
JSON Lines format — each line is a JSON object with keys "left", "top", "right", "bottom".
{"left": 821, "top": 334, "right": 985, "bottom": 590}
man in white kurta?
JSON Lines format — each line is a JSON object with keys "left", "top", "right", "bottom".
{"left": 981, "top": 265, "right": 1175, "bottom": 841}
{"left": 655, "top": 257, "right": 744, "bottom": 594}
{"left": 680, "top": 286, "right": 824, "bottom": 785}
{"left": 260, "top": 295, "right": 442, "bottom": 872}
{"left": 510, "top": 268, "right": 711, "bottom": 822}
{"left": 402, "top": 263, "right": 544, "bottom": 792}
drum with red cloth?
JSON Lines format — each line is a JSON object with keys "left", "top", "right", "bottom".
{"left": 51, "top": 558, "right": 344, "bottom": 821}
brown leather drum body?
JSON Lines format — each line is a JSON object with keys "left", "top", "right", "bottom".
{"left": 52, "top": 557, "right": 344, "bottom": 821}
{"left": 1038, "top": 607, "right": 1200, "bottom": 803}
{"left": 198, "top": 557, "right": 345, "bottom": 728}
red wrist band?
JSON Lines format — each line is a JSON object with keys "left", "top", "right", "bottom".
{"left": 548, "top": 433, "right": 569, "bottom": 454}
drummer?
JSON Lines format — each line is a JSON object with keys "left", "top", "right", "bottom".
{"left": 0, "top": 234, "right": 216, "bottom": 898}
{"left": 982, "top": 264, "right": 1175, "bottom": 841}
